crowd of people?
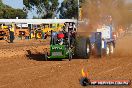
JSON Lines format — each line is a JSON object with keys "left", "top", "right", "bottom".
{"left": 5, "top": 22, "right": 76, "bottom": 44}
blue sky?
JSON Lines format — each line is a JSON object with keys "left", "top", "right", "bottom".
{"left": 2, "top": 0, "right": 63, "bottom": 19}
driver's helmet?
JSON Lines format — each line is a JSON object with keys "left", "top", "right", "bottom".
{"left": 57, "top": 33, "right": 64, "bottom": 39}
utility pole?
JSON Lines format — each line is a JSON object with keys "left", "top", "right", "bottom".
{"left": 77, "top": 0, "right": 80, "bottom": 30}
{"left": 78, "top": 0, "right": 80, "bottom": 21}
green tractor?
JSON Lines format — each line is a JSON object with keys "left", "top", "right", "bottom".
{"left": 45, "top": 22, "right": 91, "bottom": 61}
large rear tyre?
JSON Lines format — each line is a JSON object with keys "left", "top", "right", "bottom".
{"left": 75, "top": 37, "right": 90, "bottom": 59}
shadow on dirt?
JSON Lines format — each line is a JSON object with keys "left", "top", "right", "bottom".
{"left": 26, "top": 50, "right": 64, "bottom": 61}
{"left": 26, "top": 50, "right": 91, "bottom": 61}
{"left": 26, "top": 50, "right": 46, "bottom": 61}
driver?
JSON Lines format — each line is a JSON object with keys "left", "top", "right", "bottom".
{"left": 57, "top": 32, "right": 65, "bottom": 45}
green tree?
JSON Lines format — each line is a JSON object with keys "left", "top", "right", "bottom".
{"left": 1, "top": 8, "right": 27, "bottom": 19}
{"left": 0, "top": 0, "right": 27, "bottom": 19}
{"left": 23, "top": 0, "right": 59, "bottom": 18}
{"left": 59, "top": 0, "right": 78, "bottom": 19}
{"left": 58, "top": 0, "right": 85, "bottom": 19}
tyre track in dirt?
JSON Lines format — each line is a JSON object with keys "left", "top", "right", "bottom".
{"left": 0, "top": 55, "right": 131, "bottom": 88}
{"left": 0, "top": 60, "right": 68, "bottom": 87}
{"left": 0, "top": 60, "right": 86, "bottom": 88}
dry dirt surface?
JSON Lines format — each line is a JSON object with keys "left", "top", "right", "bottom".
{"left": 0, "top": 34, "right": 132, "bottom": 88}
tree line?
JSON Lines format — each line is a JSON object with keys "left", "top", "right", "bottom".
{"left": 0, "top": 0, "right": 27, "bottom": 19}
{"left": 1, "top": 0, "right": 132, "bottom": 28}
{"left": 23, "top": 0, "right": 81, "bottom": 19}
{"left": 23, "top": 0, "right": 132, "bottom": 27}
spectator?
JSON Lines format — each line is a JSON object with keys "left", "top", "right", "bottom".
{"left": 9, "top": 25, "right": 14, "bottom": 43}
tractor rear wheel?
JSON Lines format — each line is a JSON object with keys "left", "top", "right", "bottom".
{"left": 75, "top": 37, "right": 90, "bottom": 59}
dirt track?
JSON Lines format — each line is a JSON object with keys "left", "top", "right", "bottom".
{"left": 0, "top": 34, "right": 132, "bottom": 88}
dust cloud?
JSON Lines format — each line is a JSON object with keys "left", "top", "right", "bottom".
{"left": 79, "top": 0, "right": 132, "bottom": 36}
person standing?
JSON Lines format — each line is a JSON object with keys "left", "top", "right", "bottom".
{"left": 42, "top": 28, "right": 45, "bottom": 40}
{"left": 9, "top": 24, "right": 15, "bottom": 43}
{"left": 34, "top": 28, "right": 38, "bottom": 40}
